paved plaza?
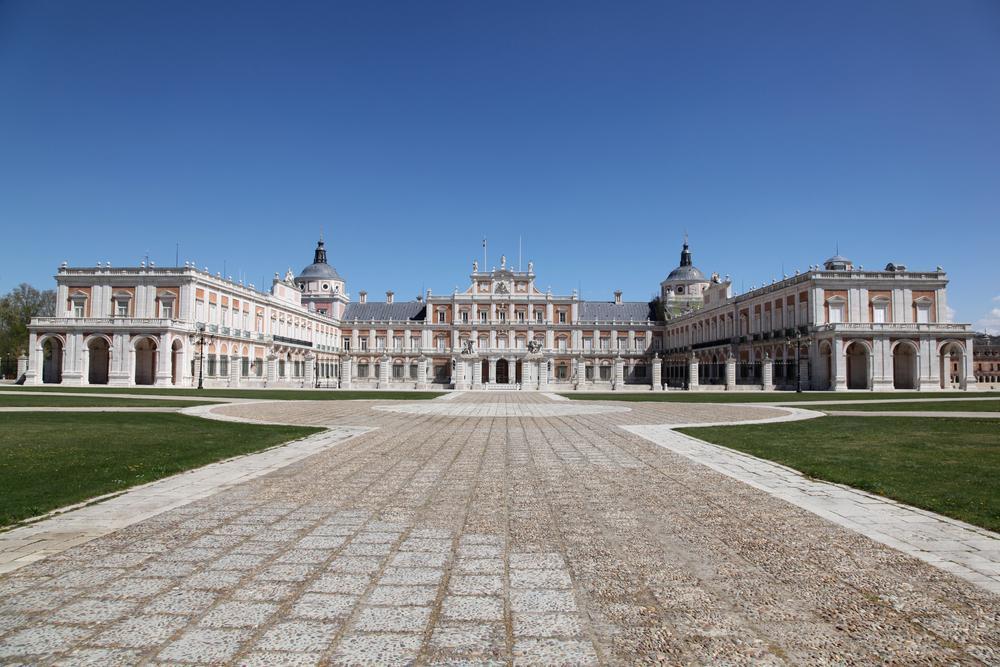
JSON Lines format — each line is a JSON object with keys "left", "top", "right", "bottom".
{"left": 0, "top": 393, "right": 998, "bottom": 665}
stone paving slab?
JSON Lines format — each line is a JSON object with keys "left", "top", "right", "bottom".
{"left": 625, "top": 424, "right": 1000, "bottom": 595}
{"left": 0, "top": 426, "right": 371, "bottom": 575}
{"left": 0, "top": 393, "right": 997, "bottom": 664}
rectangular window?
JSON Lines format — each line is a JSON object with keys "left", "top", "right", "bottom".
{"left": 480, "top": 311, "right": 488, "bottom": 322}
{"left": 220, "top": 356, "right": 229, "bottom": 377}
{"left": 517, "top": 311, "right": 525, "bottom": 322}
{"left": 343, "top": 338, "right": 351, "bottom": 350}
{"left": 196, "top": 301, "right": 204, "bottom": 321}
{"left": 411, "top": 337, "right": 420, "bottom": 350}
{"left": 916, "top": 306, "right": 929, "bottom": 324}
{"left": 462, "top": 311, "right": 469, "bottom": 323}
{"left": 117, "top": 302, "right": 129, "bottom": 317}
{"left": 73, "top": 303, "right": 85, "bottom": 318}
{"left": 437, "top": 311, "right": 446, "bottom": 323}
{"left": 161, "top": 303, "right": 173, "bottom": 319}
{"left": 536, "top": 311, "right": 543, "bottom": 323}
{"left": 392, "top": 365, "right": 404, "bottom": 379}
{"left": 556, "top": 365, "right": 568, "bottom": 380}
{"left": 255, "top": 360, "right": 263, "bottom": 377}
{"left": 585, "top": 366, "right": 594, "bottom": 380}
{"left": 558, "top": 338, "right": 567, "bottom": 351}
{"left": 599, "top": 366, "right": 612, "bottom": 381}
{"left": 376, "top": 337, "right": 385, "bottom": 350}
{"left": 558, "top": 312, "right": 567, "bottom": 323}
{"left": 828, "top": 304, "right": 843, "bottom": 324}
{"left": 360, "top": 339, "right": 368, "bottom": 351}
{"left": 583, "top": 338, "right": 593, "bottom": 350}
{"left": 409, "top": 364, "right": 418, "bottom": 380}
{"left": 241, "top": 357, "right": 249, "bottom": 376}
{"left": 873, "top": 305, "right": 887, "bottom": 323}
{"left": 358, "top": 363, "right": 369, "bottom": 378}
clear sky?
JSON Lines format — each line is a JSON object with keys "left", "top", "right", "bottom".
{"left": 1, "top": 1, "right": 998, "bottom": 329}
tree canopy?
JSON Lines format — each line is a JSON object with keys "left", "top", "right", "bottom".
{"left": 0, "top": 284, "right": 56, "bottom": 357}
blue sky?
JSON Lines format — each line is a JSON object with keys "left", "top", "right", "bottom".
{"left": 1, "top": 1, "right": 998, "bottom": 329}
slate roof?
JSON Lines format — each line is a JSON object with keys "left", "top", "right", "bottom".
{"left": 342, "top": 301, "right": 426, "bottom": 322}
{"left": 579, "top": 301, "right": 657, "bottom": 322}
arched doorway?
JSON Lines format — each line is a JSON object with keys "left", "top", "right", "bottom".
{"left": 87, "top": 337, "right": 110, "bottom": 385}
{"left": 939, "top": 341, "right": 965, "bottom": 389}
{"left": 845, "top": 341, "right": 870, "bottom": 390}
{"left": 41, "top": 337, "right": 63, "bottom": 384}
{"left": 496, "top": 359, "right": 509, "bottom": 384}
{"left": 481, "top": 359, "right": 490, "bottom": 383}
{"left": 171, "top": 339, "right": 184, "bottom": 386}
{"left": 134, "top": 337, "right": 157, "bottom": 385}
{"left": 892, "top": 341, "right": 918, "bottom": 389}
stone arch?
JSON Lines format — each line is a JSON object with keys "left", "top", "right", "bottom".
{"left": 132, "top": 336, "right": 158, "bottom": 385}
{"left": 84, "top": 334, "right": 112, "bottom": 385}
{"left": 891, "top": 339, "right": 919, "bottom": 390}
{"left": 844, "top": 340, "right": 871, "bottom": 390}
{"left": 938, "top": 340, "right": 966, "bottom": 389}
{"left": 171, "top": 338, "right": 184, "bottom": 385}
{"left": 38, "top": 333, "right": 65, "bottom": 384}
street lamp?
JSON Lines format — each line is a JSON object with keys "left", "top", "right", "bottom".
{"left": 190, "top": 324, "right": 210, "bottom": 390}
{"left": 786, "top": 330, "right": 811, "bottom": 393}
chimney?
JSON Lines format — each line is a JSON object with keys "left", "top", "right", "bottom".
{"left": 614, "top": 290, "right": 622, "bottom": 305}
{"left": 359, "top": 290, "right": 367, "bottom": 304}
{"left": 386, "top": 290, "right": 394, "bottom": 304}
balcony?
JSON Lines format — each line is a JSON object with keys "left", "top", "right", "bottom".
{"left": 814, "top": 322, "right": 970, "bottom": 333}
{"left": 30, "top": 317, "right": 176, "bottom": 329}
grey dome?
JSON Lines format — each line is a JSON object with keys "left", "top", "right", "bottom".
{"left": 296, "top": 240, "right": 343, "bottom": 282}
{"left": 297, "top": 262, "right": 342, "bottom": 281}
{"left": 666, "top": 265, "right": 705, "bottom": 281}
{"left": 665, "top": 240, "right": 707, "bottom": 282}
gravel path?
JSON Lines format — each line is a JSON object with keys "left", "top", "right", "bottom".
{"left": 0, "top": 393, "right": 996, "bottom": 665}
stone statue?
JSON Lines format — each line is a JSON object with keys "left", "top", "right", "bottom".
{"left": 500, "top": 254, "right": 507, "bottom": 269}
{"left": 473, "top": 259, "right": 478, "bottom": 272}
{"left": 527, "top": 340, "right": 542, "bottom": 354}
{"left": 528, "top": 261, "right": 533, "bottom": 272}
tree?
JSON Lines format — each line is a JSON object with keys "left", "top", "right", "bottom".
{"left": 0, "top": 283, "right": 56, "bottom": 358}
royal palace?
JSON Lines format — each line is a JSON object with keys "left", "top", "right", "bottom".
{"left": 25, "top": 239, "right": 978, "bottom": 392}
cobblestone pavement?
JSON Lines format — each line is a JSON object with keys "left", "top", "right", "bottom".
{"left": 1, "top": 393, "right": 997, "bottom": 665}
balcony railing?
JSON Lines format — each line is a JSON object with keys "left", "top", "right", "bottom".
{"left": 31, "top": 317, "right": 176, "bottom": 328}
{"left": 814, "top": 322, "right": 970, "bottom": 333}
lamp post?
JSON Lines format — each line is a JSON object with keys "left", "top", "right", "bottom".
{"left": 787, "top": 330, "right": 811, "bottom": 393}
{"left": 190, "top": 324, "right": 209, "bottom": 390}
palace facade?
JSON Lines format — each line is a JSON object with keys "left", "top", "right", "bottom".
{"left": 25, "top": 239, "right": 978, "bottom": 391}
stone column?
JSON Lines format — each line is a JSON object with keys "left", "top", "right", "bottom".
{"left": 832, "top": 338, "right": 847, "bottom": 391}
{"left": 798, "top": 351, "right": 810, "bottom": 389}
{"left": 107, "top": 333, "right": 129, "bottom": 386}
{"left": 651, "top": 354, "right": 661, "bottom": 391}
{"left": 574, "top": 357, "right": 584, "bottom": 390}
{"left": 725, "top": 355, "right": 737, "bottom": 391}
{"left": 687, "top": 354, "right": 699, "bottom": 391}
{"left": 61, "top": 333, "right": 84, "bottom": 385}
{"left": 416, "top": 355, "right": 428, "bottom": 389}
{"left": 963, "top": 340, "right": 977, "bottom": 390}
{"left": 154, "top": 333, "right": 172, "bottom": 386}
{"left": 508, "top": 357, "right": 517, "bottom": 385}
{"left": 613, "top": 357, "right": 624, "bottom": 390}
{"left": 538, "top": 358, "right": 549, "bottom": 391}
{"left": 304, "top": 351, "right": 315, "bottom": 387}
{"left": 762, "top": 354, "right": 774, "bottom": 391}
{"left": 340, "top": 356, "right": 353, "bottom": 389}
{"left": 471, "top": 357, "right": 482, "bottom": 389}
{"left": 454, "top": 357, "right": 467, "bottom": 390}
{"left": 229, "top": 354, "right": 241, "bottom": 387}
{"left": 266, "top": 354, "right": 278, "bottom": 386}
{"left": 378, "top": 354, "right": 390, "bottom": 389}
{"left": 488, "top": 357, "right": 497, "bottom": 386}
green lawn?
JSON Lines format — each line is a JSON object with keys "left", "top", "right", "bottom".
{"left": 561, "top": 391, "right": 997, "bottom": 403}
{"left": 0, "top": 413, "right": 321, "bottom": 528}
{"left": 677, "top": 416, "right": 1000, "bottom": 532}
{"left": 5, "top": 386, "right": 444, "bottom": 401}
{"left": 0, "top": 394, "right": 217, "bottom": 408}
{"left": 808, "top": 400, "right": 1000, "bottom": 412}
